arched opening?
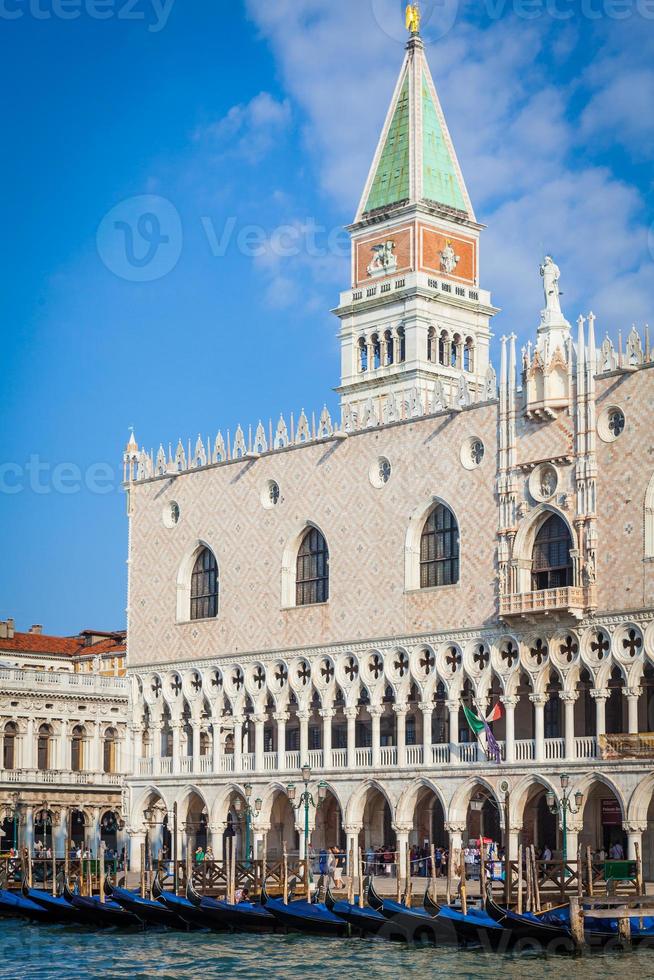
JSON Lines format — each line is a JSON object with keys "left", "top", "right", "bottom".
{"left": 33, "top": 806, "right": 53, "bottom": 852}
{"left": 397, "top": 326, "right": 406, "bottom": 363}
{"left": 410, "top": 786, "right": 446, "bottom": 866}
{"left": 37, "top": 724, "right": 53, "bottom": 771}
{"left": 644, "top": 787, "right": 654, "bottom": 880}
{"left": 427, "top": 326, "right": 435, "bottom": 363}
{"left": 371, "top": 333, "right": 381, "bottom": 370}
{"left": 544, "top": 670, "right": 562, "bottom": 739}
{"left": 313, "top": 788, "right": 344, "bottom": 856}
{"left": 183, "top": 791, "right": 208, "bottom": 857}
{"left": 580, "top": 781, "right": 626, "bottom": 858}
{"left": 100, "top": 810, "right": 120, "bottom": 854}
{"left": 71, "top": 725, "right": 86, "bottom": 772}
{"left": 358, "top": 337, "right": 367, "bottom": 373}
{"left": 420, "top": 503, "right": 459, "bottom": 589}
{"left": 464, "top": 337, "right": 475, "bottom": 373}
{"left": 358, "top": 787, "right": 395, "bottom": 859}
{"left": 606, "top": 667, "right": 626, "bottom": 734}
{"left": 384, "top": 329, "right": 394, "bottom": 366}
{"left": 190, "top": 547, "right": 219, "bottom": 621}
{"left": 3, "top": 722, "right": 17, "bottom": 770}
{"left": 103, "top": 728, "right": 117, "bottom": 774}
{"left": 451, "top": 333, "right": 461, "bottom": 369}
{"left": 531, "top": 514, "right": 573, "bottom": 590}
{"left": 520, "top": 784, "right": 558, "bottom": 854}
{"left": 70, "top": 809, "right": 86, "bottom": 849}
{"left": 268, "top": 789, "right": 298, "bottom": 860}
{"left": 465, "top": 786, "right": 501, "bottom": 851}
{"left": 296, "top": 527, "right": 329, "bottom": 606}
{"left": 438, "top": 330, "right": 449, "bottom": 366}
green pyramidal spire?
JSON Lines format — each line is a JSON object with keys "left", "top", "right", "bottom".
{"left": 358, "top": 36, "right": 474, "bottom": 222}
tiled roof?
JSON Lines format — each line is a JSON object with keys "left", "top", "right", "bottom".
{"left": 0, "top": 631, "right": 126, "bottom": 658}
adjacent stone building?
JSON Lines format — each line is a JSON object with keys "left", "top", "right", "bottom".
{"left": 122, "top": 29, "right": 654, "bottom": 878}
{"left": 0, "top": 620, "right": 128, "bottom": 855}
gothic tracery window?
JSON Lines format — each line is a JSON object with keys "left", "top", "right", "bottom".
{"left": 296, "top": 527, "right": 329, "bottom": 606}
{"left": 531, "top": 514, "right": 573, "bottom": 591}
{"left": 420, "top": 504, "right": 460, "bottom": 588}
{"left": 190, "top": 547, "right": 219, "bottom": 621}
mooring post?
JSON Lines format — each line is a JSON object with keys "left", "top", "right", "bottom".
{"left": 517, "top": 845, "right": 523, "bottom": 915}
{"left": 569, "top": 896, "right": 584, "bottom": 950}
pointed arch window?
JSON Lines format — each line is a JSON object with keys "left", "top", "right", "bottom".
{"left": 103, "top": 727, "right": 117, "bottom": 774}
{"left": 71, "top": 725, "right": 85, "bottom": 772}
{"left": 532, "top": 514, "right": 573, "bottom": 590}
{"left": 420, "top": 504, "right": 459, "bottom": 588}
{"left": 191, "top": 548, "right": 219, "bottom": 620}
{"left": 37, "top": 724, "right": 53, "bottom": 771}
{"left": 296, "top": 528, "right": 329, "bottom": 606}
{"left": 3, "top": 723, "right": 16, "bottom": 770}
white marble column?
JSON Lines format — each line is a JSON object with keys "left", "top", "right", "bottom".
{"left": 591, "top": 689, "right": 609, "bottom": 738}
{"left": 24, "top": 718, "right": 34, "bottom": 770}
{"left": 320, "top": 709, "right": 333, "bottom": 769}
{"left": 394, "top": 826, "right": 410, "bottom": 880}
{"left": 561, "top": 692, "right": 578, "bottom": 760}
{"left": 91, "top": 722, "right": 102, "bottom": 772}
{"left": 419, "top": 702, "right": 432, "bottom": 764}
{"left": 298, "top": 711, "right": 310, "bottom": 767}
{"left": 130, "top": 725, "right": 143, "bottom": 774}
{"left": 254, "top": 714, "right": 266, "bottom": 772}
{"left": 211, "top": 720, "right": 222, "bottom": 774}
{"left": 233, "top": 717, "right": 244, "bottom": 772}
{"left": 501, "top": 696, "right": 519, "bottom": 763}
{"left": 54, "top": 807, "right": 68, "bottom": 858}
{"left": 394, "top": 705, "right": 407, "bottom": 768}
{"left": 446, "top": 700, "right": 459, "bottom": 763}
{"left": 530, "top": 695, "right": 547, "bottom": 763}
{"left": 624, "top": 822, "right": 647, "bottom": 860}
{"left": 370, "top": 706, "right": 382, "bottom": 769}
{"left": 345, "top": 708, "right": 357, "bottom": 770}
{"left": 274, "top": 713, "right": 288, "bottom": 771}
{"left": 626, "top": 688, "right": 642, "bottom": 734}
{"left": 171, "top": 723, "right": 181, "bottom": 774}
{"left": 24, "top": 806, "right": 34, "bottom": 853}
{"left": 344, "top": 825, "right": 361, "bottom": 878}
{"left": 191, "top": 720, "right": 201, "bottom": 773}
{"left": 58, "top": 720, "right": 70, "bottom": 771}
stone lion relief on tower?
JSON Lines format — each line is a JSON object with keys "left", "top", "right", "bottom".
{"left": 367, "top": 240, "right": 397, "bottom": 278}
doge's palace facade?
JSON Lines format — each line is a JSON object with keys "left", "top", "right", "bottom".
{"left": 123, "top": 32, "right": 654, "bottom": 879}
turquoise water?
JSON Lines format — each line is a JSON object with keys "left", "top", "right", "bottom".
{"left": 0, "top": 922, "right": 652, "bottom": 980}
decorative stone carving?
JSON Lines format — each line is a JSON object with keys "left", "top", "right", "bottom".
{"left": 367, "top": 241, "right": 397, "bottom": 278}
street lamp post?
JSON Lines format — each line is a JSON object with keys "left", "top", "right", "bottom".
{"left": 9, "top": 792, "right": 20, "bottom": 852}
{"left": 287, "top": 766, "right": 327, "bottom": 882}
{"left": 546, "top": 774, "right": 584, "bottom": 868}
{"left": 233, "top": 785, "right": 262, "bottom": 868}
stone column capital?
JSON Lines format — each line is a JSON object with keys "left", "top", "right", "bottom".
{"left": 318, "top": 709, "right": 334, "bottom": 720}
{"left": 624, "top": 822, "right": 647, "bottom": 835}
{"left": 500, "top": 696, "right": 519, "bottom": 708}
{"left": 625, "top": 688, "right": 642, "bottom": 700}
{"left": 559, "top": 692, "right": 579, "bottom": 704}
{"left": 392, "top": 823, "right": 412, "bottom": 836}
{"left": 529, "top": 694, "right": 548, "bottom": 706}
{"left": 344, "top": 707, "right": 358, "bottom": 720}
{"left": 253, "top": 713, "right": 267, "bottom": 725}
{"left": 273, "top": 712, "right": 289, "bottom": 724}
{"left": 368, "top": 705, "right": 384, "bottom": 718}
{"left": 392, "top": 704, "right": 408, "bottom": 717}
{"left": 445, "top": 822, "right": 466, "bottom": 835}
{"left": 445, "top": 700, "right": 459, "bottom": 712}
{"left": 418, "top": 702, "right": 433, "bottom": 714}
{"left": 343, "top": 824, "right": 362, "bottom": 836}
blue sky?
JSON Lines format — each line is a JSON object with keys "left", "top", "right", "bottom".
{"left": 0, "top": 0, "right": 652, "bottom": 634}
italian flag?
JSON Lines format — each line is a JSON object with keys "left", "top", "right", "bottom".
{"left": 462, "top": 703, "right": 503, "bottom": 762}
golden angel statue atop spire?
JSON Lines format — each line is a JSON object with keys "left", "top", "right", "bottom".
{"left": 405, "top": 3, "right": 421, "bottom": 34}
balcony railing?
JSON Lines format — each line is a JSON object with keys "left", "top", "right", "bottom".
{"left": 0, "top": 667, "right": 127, "bottom": 697}
{"left": 0, "top": 767, "right": 123, "bottom": 787}
{"left": 133, "top": 735, "right": 608, "bottom": 779}
{"left": 500, "top": 586, "right": 596, "bottom": 620}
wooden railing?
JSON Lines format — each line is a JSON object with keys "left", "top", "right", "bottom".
{"left": 505, "top": 859, "right": 637, "bottom": 905}
{"left": 165, "top": 857, "right": 309, "bottom": 899}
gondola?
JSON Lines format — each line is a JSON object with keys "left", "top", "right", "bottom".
{"left": 0, "top": 887, "right": 54, "bottom": 923}
{"left": 149, "top": 875, "right": 212, "bottom": 930}
{"left": 106, "top": 880, "right": 188, "bottom": 929}
{"left": 21, "top": 879, "right": 81, "bottom": 925}
{"left": 260, "top": 881, "right": 349, "bottom": 937}
{"left": 185, "top": 879, "right": 279, "bottom": 933}
{"left": 63, "top": 883, "right": 142, "bottom": 929}
{"left": 325, "top": 884, "right": 403, "bottom": 940}
{"left": 367, "top": 879, "right": 458, "bottom": 945}
{"left": 485, "top": 893, "right": 576, "bottom": 953}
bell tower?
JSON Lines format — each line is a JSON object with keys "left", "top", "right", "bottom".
{"left": 333, "top": 20, "right": 498, "bottom": 424}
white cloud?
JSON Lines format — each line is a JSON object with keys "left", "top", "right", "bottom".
{"left": 245, "top": 0, "right": 653, "bottom": 337}
{"left": 195, "top": 91, "right": 292, "bottom": 164}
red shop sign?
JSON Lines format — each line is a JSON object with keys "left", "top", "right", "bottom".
{"left": 601, "top": 799, "right": 622, "bottom": 827}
